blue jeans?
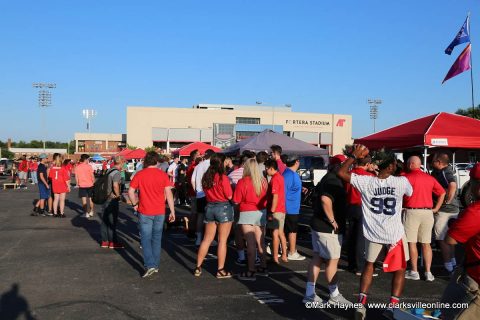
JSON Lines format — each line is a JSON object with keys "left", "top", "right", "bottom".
{"left": 138, "top": 213, "right": 165, "bottom": 269}
{"left": 30, "top": 171, "right": 38, "bottom": 184}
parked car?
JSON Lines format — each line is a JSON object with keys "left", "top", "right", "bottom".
{"left": 0, "top": 159, "right": 13, "bottom": 176}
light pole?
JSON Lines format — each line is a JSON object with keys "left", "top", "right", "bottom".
{"left": 82, "top": 109, "right": 97, "bottom": 133}
{"left": 367, "top": 98, "right": 382, "bottom": 133}
{"left": 256, "top": 101, "right": 276, "bottom": 130}
{"left": 33, "top": 82, "right": 56, "bottom": 151}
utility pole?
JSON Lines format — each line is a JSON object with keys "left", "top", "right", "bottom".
{"left": 82, "top": 109, "right": 97, "bottom": 133}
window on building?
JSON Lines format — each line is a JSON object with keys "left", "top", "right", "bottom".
{"left": 236, "top": 117, "right": 260, "bottom": 124}
{"left": 236, "top": 131, "right": 258, "bottom": 140}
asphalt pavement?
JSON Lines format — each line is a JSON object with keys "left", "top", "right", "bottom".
{"left": 0, "top": 176, "right": 455, "bottom": 320}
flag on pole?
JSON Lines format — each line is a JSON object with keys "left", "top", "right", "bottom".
{"left": 442, "top": 44, "right": 472, "bottom": 84}
{"left": 445, "top": 15, "right": 470, "bottom": 55}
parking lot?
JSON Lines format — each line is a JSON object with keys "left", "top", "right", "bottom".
{"left": 0, "top": 176, "right": 456, "bottom": 320}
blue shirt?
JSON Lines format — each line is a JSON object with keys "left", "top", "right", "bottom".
{"left": 282, "top": 167, "right": 301, "bottom": 215}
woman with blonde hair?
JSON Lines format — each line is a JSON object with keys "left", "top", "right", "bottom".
{"left": 48, "top": 155, "right": 70, "bottom": 217}
{"left": 233, "top": 158, "right": 268, "bottom": 281}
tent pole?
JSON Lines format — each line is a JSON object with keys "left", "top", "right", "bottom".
{"left": 423, "top": 147, "right": 428, "bottom": 172}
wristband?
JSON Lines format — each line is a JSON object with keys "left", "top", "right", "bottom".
{"left": 131, "top": 203, "right": 138, "bottom": 207}
{"left": 330, "top": 219, "right": 335, "bottom": 224}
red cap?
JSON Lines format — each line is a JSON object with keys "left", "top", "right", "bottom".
{"left": 329, "top": 154, "right": 347, "bottom": 166}
{"left": 470, "top": 163, "right": 480, "bottom": 180}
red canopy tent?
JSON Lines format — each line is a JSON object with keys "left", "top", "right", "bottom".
{"left": 115, "top": 148, "right": 133, "bottom": 156}
{"left": 172, "top": 142, "right": 221, "bottom": 157}
{"left": 354, "top": 112, "right": 480, "bottom": 150}
{"left": 124, "top": 149, "right": 146, "bottom": 160}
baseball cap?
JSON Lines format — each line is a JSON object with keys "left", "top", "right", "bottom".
{"left": 285, "top": 154, "right": 299, "bottom": 163}
{"left": 329, "top": 154, "right": 347, "bottom": 166}
{"left": 470, "top": 163, "right": 480, "bottom": 180}
{"left": 38, "top": 153, "right": 48, "bottom": 159}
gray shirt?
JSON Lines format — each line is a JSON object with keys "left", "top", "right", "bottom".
{"left": 106, "top": 168, "right": 122, "bottom": 197}
{"left": 431, "top": 166, "right": 459, "bottom": 213}
{"left": 157, "top": 162, "right": 169, "bottom": 173}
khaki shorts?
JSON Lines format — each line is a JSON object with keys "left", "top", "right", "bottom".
{"left": 272, "top": 213, "right": 285, "bottom": 231}
{"left": 365, "top": 235, "right": 410, "bottom": 263}
{"left": 434, "top": 211, "right": 458, "bottom": 241}
{"left": 403, "top": 209, "right": 434, "bottom": 243}
{"left": 311, "top": 230, "right": 343, "bottom": 260}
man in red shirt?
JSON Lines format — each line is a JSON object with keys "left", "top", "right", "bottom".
{"left": 441, "top": 163, "right": 480, "bottom": 319}
{"left": 18, "top": 155, "right": 29, "bottom": 189}
{"left": 76, "top": 154, "right": 95, "bottom": 218}
{"left": 265, "top": 159, "right": 287, "bottom": 264}
{"left": 344, "top": 155, "right": 375, "bottom": 275}
{"left": 128, "top": 151, "right": 176, "bottom": 278}
{"left": 270, "top": 145, "right": 287, "bottom": 175}
{"left": 403, "top": 156, "right": 446, "bottom": 282}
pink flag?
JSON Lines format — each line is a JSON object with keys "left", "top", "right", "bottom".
{"left": 443, "top": 44, "right": 471, "bottom": 84}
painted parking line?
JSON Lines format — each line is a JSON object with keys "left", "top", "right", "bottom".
{"left": 247, "top": 291, "right": 285, "bottom": 304}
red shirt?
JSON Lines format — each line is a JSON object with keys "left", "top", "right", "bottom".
{"left": 186, "top": 163, "right": 197, "bottom": 197}
{"left": 130, "top": 167, "right": 172, "bottom": 215}
{"left": 448, "top": 201, "right": 480, "bottom": 284}
{"left": 30, "top": 161, "right": 39, "bottom": 171}
{"left": 267, "top": 172, "right": 286, "bottom": 213}
{"left": 345, "top": 167, "right": 375, "bottom": 205}
{"left": 19, "top": 160, "right": 28, "bottom": 172}
{"left": 403, "top": 169, "right": 445, "bottom": 208}
{"left": 276, "top": 159, "right": 287, "bottom": 175}
{"left": 233, "top": 176, "right": 267, "bottom": 212}
{"left": 204, "top": 174, "right": 233, "bottom": 203}
{"left": 48, "top": 167, "right": 70, "bottom": 194}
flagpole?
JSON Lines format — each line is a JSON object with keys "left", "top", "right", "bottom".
{"left": 468, "top": 12, "right": 476, "bottom": 118}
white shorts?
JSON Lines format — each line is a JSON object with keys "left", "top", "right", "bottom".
{"left": 18, "top": 171, "right": 27, "bottom": 180}
{"left": 403, "top": 209, "right": 434, "bottom": 243}
{"left": 311, "top": 230, "right": 343, "bottom": 260}
{"left": 365, "top": 235, "right": 410, "bottom": 263}
{"left": 434, "top": 211, "right": 458, "bottom": 241}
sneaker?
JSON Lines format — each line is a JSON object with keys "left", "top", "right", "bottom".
{"left": 425, "top": 272, "right": 435, "bottom": 282}
{"left": 256, "top": 267, "right": 269, "bottom": 277}
{"left": 88, "top": 211, "right": 94, "bottom": 217}
{"left": 109, "top": 242, "right": 125, "bottom": 249}
{"left": 287, "top": 251, "right": 306, "bottom": 261}
{"left": 30, "top": 208, "right": 39, "bottom": 216}
{"left": 45, "top": 212, "right": 54, "bottom": 216}
{"left": 355, "top": 305, "right": 367, "bottom": 320}
{"left": 84, "top": 213, "right": 90, "bottom": 218}
{"left": 266, "top": 244, "right": 272, "bottom": 255}
{"left": 302, "top": 294, "right": 322, "bottom": 304}
{"left": 328, "top": 293, "right": 353, "bottom": 306}
{"left": 405, "top": 270, "right": 420, "bottom": 280}
{"left": 235, "top": 258, "right": 247, "bottom": 266}
{"left": 142, "top": 268, "right": 157, "bottom": 278}
{"left": 100, "top": 241, "right": 109, "bottom": 248}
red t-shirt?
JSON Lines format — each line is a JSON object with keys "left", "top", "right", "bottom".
{"left": 48, "top": 167, "right": 70, "bottom": 194}
{"left": 267, "top": 172, "right": 286, "bottom": 213}
{"left": 403, "top": 169, "right": 445, "bottom": 208}
{"left": 19, "top": 160, "right": 28, "bottom": 172}
{"left": 276, "top": 159, "right": 287, "bottom": 175}
{"left": 30, "top": 161, "right": 39, "bottom": 171}
{"left": 345, "top": 167, "right": 375, "bottom": 205}
{"left": 233, "top": 176, "right": 267, "bottom": 212}
{"left": 130, "top": 167, "right": 173, "bottom": 215}
{"left": 448, "top": 201, "right": 480, "bottom": 284}
{"left": 204, "top": 173, "right": 233, "bottom": 203}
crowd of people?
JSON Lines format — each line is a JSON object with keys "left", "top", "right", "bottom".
{"left": 18, "top": 143, "right": 480, "bottom": 319}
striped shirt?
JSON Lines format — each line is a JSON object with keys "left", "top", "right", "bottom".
{"left": 351, "top": 173, "right": 413, "bottom": 244}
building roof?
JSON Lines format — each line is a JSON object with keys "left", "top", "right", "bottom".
{"left": 9, "top": 148, "right": 67, "bottom": 154}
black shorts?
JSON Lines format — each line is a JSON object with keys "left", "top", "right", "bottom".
{"left": 196, "top": 197, "right": 207, "bottom": 214}
{"left": 79, "top": 187, "right": 93, "bottom": 198}
{"left": 285, "top": 214, "right": 299, "bottom": 234}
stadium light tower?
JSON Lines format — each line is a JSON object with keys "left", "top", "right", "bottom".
{"left": 82, "top": 109, "right": 97, "bottom": 133}
{"left": 367, "top": 98, "right": 382, "bottom": 133}
{"left": 33, "top": 82, "right": 56, "bottom": 151}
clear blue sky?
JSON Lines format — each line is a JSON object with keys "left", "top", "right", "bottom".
{"left": 1, "top": 0, "right": 479, "bottom": 142}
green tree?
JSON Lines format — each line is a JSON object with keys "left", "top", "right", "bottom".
{"left": 0, "top": 148, "right": 14, "bottom": 159}
{"left": 144, "top": 146, "right": 157, "bottom": 153}
{"left": 126, "top": 144, "right": 137, "bottom": 150}
{"left": 455, "top": 106, "right": 480, "bottom": 119}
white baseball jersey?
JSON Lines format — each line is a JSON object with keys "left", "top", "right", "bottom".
{"left": 350, "top": 173, "right": 413, "bottom": 244}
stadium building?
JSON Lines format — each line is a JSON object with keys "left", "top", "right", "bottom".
{"left": 126, "top": 104, "right": 352, "bottom": 155}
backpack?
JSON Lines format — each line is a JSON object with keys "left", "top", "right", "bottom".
{"left": 92, "top": 168, "right": 118, "bottom": 205}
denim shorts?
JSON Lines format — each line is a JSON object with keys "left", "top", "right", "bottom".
{"left": 204, "top": 202, "right": 234, "bottom": 223}
{"left": 38, "top": 183, "right": 50, "bottom": 200}
{"left": 237, "top": 210, "right": 267, "bottom": 226}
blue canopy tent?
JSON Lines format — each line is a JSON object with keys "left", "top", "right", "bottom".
{"left": 91, "top": 154, "right": 105, "bottom": 161}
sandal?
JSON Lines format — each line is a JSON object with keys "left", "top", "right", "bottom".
{"left": 256, "top": 267, "right": 269, "bottom": 277}
{"left": 238, "top": 270, "right": 256, "bottom": 281}
{"left": 194, "top": 267, "right": 202, "bottom": 277}
{"left": 216, "top": 268, "right": 232, "bottom": 279}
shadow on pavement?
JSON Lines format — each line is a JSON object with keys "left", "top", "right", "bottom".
{"left": 0, "top": 284, "right": 36, "bottom": 320}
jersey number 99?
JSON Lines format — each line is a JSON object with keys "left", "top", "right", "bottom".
{"left": 369, "top": 197, "right": 396, "bottom": 215}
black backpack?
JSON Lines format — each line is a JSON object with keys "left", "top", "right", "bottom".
{"left": 92, "top": 168, "right": 118, "bottom": 205}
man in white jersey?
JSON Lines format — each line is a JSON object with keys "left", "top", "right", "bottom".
{"left": 337, "top": 145, "right": 413, "bottom": 320}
